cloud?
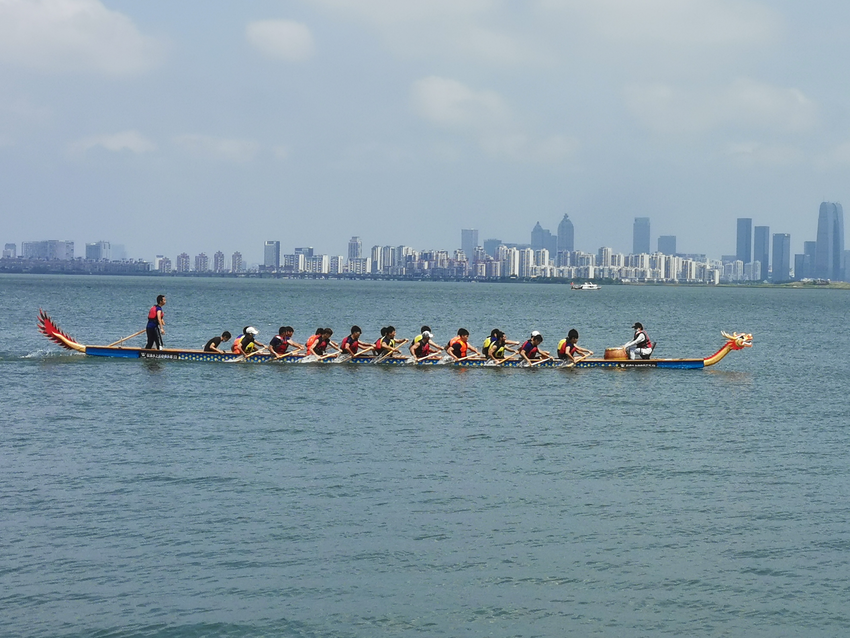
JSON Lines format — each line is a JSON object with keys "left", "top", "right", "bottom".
{"left": 0, "top": 0, "right": 163, "bottom": 75}
{"left": 411, "top": 76, "right": 577, "bottom": 163}
{"left": 69, "top": 130, "right": 157, "bottom": 155}
{"left": 174, "top": 134, "right": 260, "bottom": 163}
{"left": 246, "top": 20, "right": 315, "bottom": 61}
{"left": 625, "top": 79, "right": 816, "bottom": 135}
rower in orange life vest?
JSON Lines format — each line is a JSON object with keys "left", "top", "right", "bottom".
{"left": 445, "top": 328, "right": 482, "bottom": 361}
{"left": 557, "top": 329, "right": 593, "bottom": 363}
{"left": 623, "top": 322, "right": 653, "bottom": 360}
{"left": 145, "top": 294, "right": 166, "bottom": 350}
{"left": 269, "top": 326, "right": 304, "bottom": 358}
{"left": 340, "top": 326, "right": 373, "bottom": 357}
{"left": 519, "top": 331, "right": 550, "bottom": 364}
{"left": 306, "top": 328, "right": 338, "bottom": 357}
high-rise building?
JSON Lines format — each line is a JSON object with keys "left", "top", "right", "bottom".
{"left": 22, "top": 240, "right": 74, "bottom": 260}
{"left": 461, "top": 229, "right": 478, "bottom": 262}
{"left": 633, "top": 218, "right": 650, "bottom": 254}
{"left": 771, "top": 233, "right": 791, "bottom": 282}
{"left": 348, "top": 236, "right": 362, "bottom": 261}
{"left": 85, "top": 241, "right": 111, "bottom": 261}
{"left": 753, "top": 226, "right": 770, "bottom": 279}
{"left": 176, "top": 253, "right": 190, "bottom": 273}
{"left": 815, "top": 202, "right": 845, "bottom": 280}
{"left": 264, "top": 240, "right": 280, "bottom": 269}
{"left": 3, "top": 243, "right": 16, "bottom": 258}
{"left": 213, "top": 251, "right": 225, "bottom": 273}
{"left": 295, "top": 247, "right": 314, "bottom": 258}
{"left": 736, "top": 218, "right": 752, "bottom": 264}
{"left": 194, "top": 253, "right": 209, "bottom": 272}
{"left": 657, "top": 236, "right": 676, "bottom": 255}
{"left": 158, "top": 256, "right": 172, "bottom": 273}
{"left": 483, "top": 238, "right": 503, "bottom": 258}
{"left": 370, "top": 245, "right": 383, "bottom": 274}
{"left": 231, "top": 251, "right": 243, "bottom": 273}
{"left": 557, "top": 214, "right": 574, "bottom": 253}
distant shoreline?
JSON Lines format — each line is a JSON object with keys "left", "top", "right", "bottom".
{"left": 2, "top": 267, "right": 848, "bottom": 289}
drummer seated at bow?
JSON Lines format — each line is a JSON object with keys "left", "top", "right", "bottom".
{"left": 269, "top": 326, "right": 303, "bottom": 358}
{"left": 557, "top": 329, "right": 593, "bottom": 363}
{"left": 340, "top": 326, "right": 373, "bottom": 357}
{"left": 233, "top": 327, "right": 264, "bottom": 355}
{"left": 409, "top": 328, "right": 442, "bottom": 361}
{"left": 445, "top": 328, "right": 481, "bottom": 361}
{"left": 374, "top": 326, "right": 407, "bottom": 358}
{"left": 519, "top": 331, "right": 550, "bottom": 364}
{"left": 624, "top": 322, "right": 653, "bottom": 360}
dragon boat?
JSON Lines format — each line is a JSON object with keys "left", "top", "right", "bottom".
{"left": 38, "top": 310, "right": 752, "bottom": 370}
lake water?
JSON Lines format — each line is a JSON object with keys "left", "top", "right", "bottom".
{"left": 1, "top": 274, "right": 849, "bottom": 638}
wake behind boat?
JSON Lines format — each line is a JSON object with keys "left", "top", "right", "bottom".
{"left": 37, "top": 310, "right": 753, "bottom": 370}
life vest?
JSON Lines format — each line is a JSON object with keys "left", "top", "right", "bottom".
{"left": 413, "top": 338, "right": 432, "bottom": 358}
{"left": 232, "top": 335, "right": 244, "bottom": 354}
{"left": 270, "top": 336, "right": 289, "bottom": 354}
{"left": 147, "top": 305, "right": 160, "bottom": 320}
{"left": 377, "top": 336, "right": 395, "bottom": 355}
{"left": 558, "top": 339, "right": 568, "bottom": 357}
{"left": 341, "top": 335, "right": 359, "bottom": 354}
{"left": 306, "top": 334, "right": 321, "bottom": 353}
{"left": 314, "top": 338, "right": 328, "bottom": 356}
{"left": 241, "top": 335, "right": 256, "bottom": 353}
{"left": 492, "top": 342, "right": 506, "bottom": 359}
{"left": 521, "top": 340, "right": 539, "bottom": 359}
{"left": 447, "top": 336, "right": 468, "bottom": 358}
{"left": 635, "top": 329, "right": 652, "bottom": 349}
{"left": 483, "top": 336, "right": 493, "bottom": 352}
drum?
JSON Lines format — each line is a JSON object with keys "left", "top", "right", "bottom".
{"left": 604, "top": 347, "right": 627, "bottom": 360}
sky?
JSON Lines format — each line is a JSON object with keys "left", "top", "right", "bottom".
{"left": 2, "top": 0, "right": 850, "bottom": 264}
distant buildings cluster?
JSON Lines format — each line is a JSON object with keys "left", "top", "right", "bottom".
{"left": 3, "top": 202, "right": 847, "bottom": 283}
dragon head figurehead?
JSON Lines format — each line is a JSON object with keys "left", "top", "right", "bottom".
{"left": 721, "top": 331, "right": 753, "bottom": 351}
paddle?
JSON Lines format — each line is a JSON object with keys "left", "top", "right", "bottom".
{"left": 494, "top": 351, "right": 521, "bottom": 366}
{"left": 107, "top": 329, "right": 145, "bottom": 347}
{"left": 529, "top": 355, "right": 553, "bottom": 367}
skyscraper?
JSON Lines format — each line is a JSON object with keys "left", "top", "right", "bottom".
{"left": 815, "top": 202, "right": 845, "bottom": 280}
{"left": 264, "top": 240, "right": 280, "bottom": 269}
{"left": 753, "top": 226, "right": 770, "bottom": 279}
{"left": 736, "top": 218, "right": 752, "bottom": 264}
{"left": 348, "top": 236, "right": 362, "bottom": 261}
{"left": 213, "top": 251, "right": 225, "bottom": 273}
{"left": 771, "top": 233, "right": 791, "bottom": 282}
{"left": 461, "top": 229, "right": 479, "bottom": 262}
{"left": 557, "top": 214, "right": 574, "bottom": 253}
{"left": 657, "top": 236, "right": 676, "bottom": 255}
{"left": 231, "top": 251, "right": 243, "bottom": 273}
{"left": 633, "top": 218, "right": 650, "bottom": 254}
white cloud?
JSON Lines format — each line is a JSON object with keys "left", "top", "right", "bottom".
{"left": 0, "top": 0, "right": 163, "bottom": 75}
{"left": 246, "top": 20, "right": 315, "bottom": 61}
{"left": 69, "top": 130, "right": 157, "bottom": 155}
{"left": 625, "top": 79, "right": 816, "bottom": 135}
{"left": 174, "top": 134, "right": 260, "bottom": 163}
{"left": 411, "top": 76, "right": 577, "bottom": 163}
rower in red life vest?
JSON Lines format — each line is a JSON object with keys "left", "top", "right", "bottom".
{"left": 446, "top": 328, "right": 481, "bottom": 361}
{"left": 145, "top": 294, "right": 166, "bottom": 350}
{"left": 340, "top": 326, "right": 373, "bottom": 357}
{"left": 519, "top": 331, "right": 551, "bottom": 364}
{"left": 557, "top": 328, "right": 593, "bottom": 363}
{"left": 409, "top": 328, "right": 443, "bottom": 361}
{"left": 624, "top": 322, "right": 653, "bottom": 360}
{"left": 269, "top": 326, "right": 304, "bottom": 358}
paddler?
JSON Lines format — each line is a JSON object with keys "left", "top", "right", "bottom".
{"left": 624, "top": 322, "right": 653, "bottom": 360}
{"left": 269, "top": 326, "right": 303, "bottom": 358}
{"left": 306, "top": 328, "right": 338, "bottom": 357}
{"left": 234, "top": 326, "right": 264, "bottom": 355}
{"left": 204, "top": 330, "right": 232, "bottom": 353}
{"left": 340, "top": 326, "right": 372, "bottom": 357}
{"left": 519, "top": 331, "right": 550, "bottom": 364}
{"left": 557, "top": 329, "right": 593, "bottom": 363}
{"left": 484, "top": 329, "right": 518, "bottom": 360}
{"left": 409, "top": 329, "right": 442, "bottom": 361}
{"left": 446, "top": 328, "right": 481, "bottom": 361}
{"left": 374, "top": 325, "right": 407, "bottom": 358}
{"left": 144, "top": 294, "right": 166, "bottom": 350}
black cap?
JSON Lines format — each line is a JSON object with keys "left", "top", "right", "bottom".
{"left": 632, "top": 322, "right": 643, "bottom": 329}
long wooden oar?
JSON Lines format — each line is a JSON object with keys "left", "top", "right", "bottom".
{"left": 108, "top": 329, "right": 145, "bottom": 347}
{"left": 529, "top": 355, "right": 553, "bottom": 367}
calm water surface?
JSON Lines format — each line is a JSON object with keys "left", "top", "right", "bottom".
{"left": 1, "top": 275, "right": 849, "bottom": 637}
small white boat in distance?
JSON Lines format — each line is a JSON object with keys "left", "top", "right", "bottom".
{"left": 571, "top": 281, "right": 600, "bottom": 290}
